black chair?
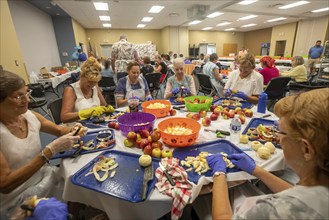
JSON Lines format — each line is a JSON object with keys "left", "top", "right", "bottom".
{"left": 27, "top": 83, "right": 50, "bottom": 116}
{"left": 161, "top": 68, "right": 175, "bottom": 86}
{"left": 117, "top": 72, "right": 128, "bottom": 82}
{"left": 264, "top": 77, "right": 291, "bottom": 110}
{"left": 98, "top": 76, "right": 116, "bottom": 107}
{"left": 195, "top": 73, "right": 217, "bottom": 96}
{"left": 144, "top": 73, "right": 162, "bottom": 99}
{"left": 47, "top": 98, "right": 63, "bottom": 124}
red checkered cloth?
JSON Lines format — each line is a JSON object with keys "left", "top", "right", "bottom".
{"left": 155, "top": 157, "right": 192, "bottom": 220}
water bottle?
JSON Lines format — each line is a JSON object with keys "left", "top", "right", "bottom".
{"left": 230, "top": 115, "right": 241, "bottom": 144}
{"left": 257, "top": 92, "right": 268, "bottom": 114}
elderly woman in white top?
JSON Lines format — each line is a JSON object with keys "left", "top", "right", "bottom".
{"left": 224, "top": 53, "right": 264, "bottom": 104}
{"left": 164, "top": 58, "right": 196, "bottom": 99}
{"left": 202, "top": 53, "right": 225, "bottom": 97}
{"left": 61, "top": 57, "right": 114, "bottom": 123}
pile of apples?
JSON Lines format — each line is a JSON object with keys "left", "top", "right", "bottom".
{"left": 186, "top": 97, "right": 212, "bottom": 104}
{"left": 108, "top": 121, "right": 120, "bottom": 130}
{"left": 123, "top": 129, "right": 173, "bottom": 158}
{"left": 210, "top": 105, "right": 253, "bottom": 124}
{"left": 186, "top": 110, "right": 212, "bottom": 126}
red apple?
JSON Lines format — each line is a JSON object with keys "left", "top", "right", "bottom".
{"left": 114, "top": 123, "right": 120, "bottom": 130}
{"left": 140, "top": 139, "right": 150, "bottom": 150}
{"left": 221, "top": 111, "right": 230, "bottom": 120}
{"left": 139, "top": 129, "right": 150, "bottom": 139}
{"left": 127, "top": 131, "right": 137, "bottom": 142}
{"left": 151, "top": 130, "right": 161, "bottom": 142}
{"left": 161, "top": 149, "right": 173, "bottom": 158}
{"left": 199, "top": 110, "right": 207, "bottom": 118}
{"left": 210, "top": 113, "right": 218, "bottom": 121}
{"left": 108, "top": 121, "right": 116, "bottom": 129}
{"left": 143, "top": 144, "right": 153, "bottom": 156}
{"left": 238, "top": 113, "right": 246, "bottom": 124}
{"left": 235, "top": 107, "right": 242, "bottom": 114}
{"left": 202, "top": 117, "right": 211, "bottom": 126}
{"left": 210, "top": 104, "right": 218, "bottom": 112}
{"left": 169, "top": 109, "right": 177, "bottom": 116}
{"left": 244, "top": 109, "right": 253, "bottom": 118}
{"left": 192, "top": 113, "right": 201, "bottom": 121}
{"left": 151, "top": 141, "right": 163, "bottom": 150}
{"left": 228, "top": 110, "right": 235, "bottom": 118}
{"left": 135, "top": 138, "right": 143, "bottom": 149}
{"left": 151, "top": 148, "right": 162, "bottom": 158}
{"left": 123, "top": 138, "right": 134, "bottom": 147}
{"left": 213, "top": 107, "right": 223, "bottom": 115}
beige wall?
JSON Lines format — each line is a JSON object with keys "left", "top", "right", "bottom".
{"left": 0, "top": 0, "right": 28, "bottom": 82}
{"left": 244, "top": 28, "right": 272, "bottom": 56}
{"left": 270, "top": 22, "right": 297, "bottom": 57}
{"left": 160, "top": 27, "right": 169, "bottom": 54}
{"left": 189, "top": 31, "right": 245, "bottom": 56}
{"left": 72, "top": 18, "right": 87, "bottom": 47}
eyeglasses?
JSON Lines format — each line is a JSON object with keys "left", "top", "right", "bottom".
{"left": 11, "top": 89, "right": 32, "bottom": 102}
{"left": 273, "top": 129, "right": 288, "bottom": 137}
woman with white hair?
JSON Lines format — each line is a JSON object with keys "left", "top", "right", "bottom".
{"left": 280, "top": 56, "right": 308, "bottom": 83}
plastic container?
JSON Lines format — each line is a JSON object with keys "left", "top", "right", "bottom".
{"left": 141, "top": 100, "right": 171, "bottom": 118}
{"left": 257, "top": 92, "right": 268, "bottom": 114}
{"left": 184, "top": 96, "right": 213, "bottom": 112}
{"left": 230, "top": 115, "right": 241, "bottom": 144}
{"left": 157, "top": 118, "right": 201, "bottom": 147}
{"left": 117, "top": 112, "right": 156, "bottom": 136}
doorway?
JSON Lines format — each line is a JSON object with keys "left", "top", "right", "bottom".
{"left": 100, "top": 44, "right": 112, "bottom": 59}
{"left": 223, "top": 44, "right": 237, "bottom": 56}
{"left": 275, "top": 41, "right": 286, "bottom": 57}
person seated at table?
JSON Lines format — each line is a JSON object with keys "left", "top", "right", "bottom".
{"left": 259, "top": 56, "right": 279, "bottom": 85}
{"left": 280, "top": 56, "right": 308, "bottom": 83}
{"left": 224, "top": 53, "right": 263, "bottom": 104}
{"left": 164, "top": 58, "right": 196, "bottom": 99}
{"left": 206, "top": 88, "right": 329, "bottom": 220}
{"left": 61, "top": 57, "right": 114, "bottom": 123}
{"left": 202, "top": 53, "right": 226, "bottom": 97}
{"left": 0, "top": 70, "right": 85, "bottom": 219}
{"left": 140, "top": 56, "right": 154, "bottom": 76}
{"left": 101, "top": 59, "right": 114, "bottom": 78}
{"left": 154, "top": 55, "right": 168, "bottom": 83}
{"left": 115, "top": 61, "right": 152, "bottom": 107}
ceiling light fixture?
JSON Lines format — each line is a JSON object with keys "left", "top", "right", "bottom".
{"left": 94, "top": 2, "right": 109, "bottom": 11}
{"left": 265, "top": 17, "right": 287, "bottom": 22}
{"left": 311, "top": 7, "right": 329, "bottom": 13}
{"left": 202, "top": 27, "right": 213, "bottom": 30}
{"left": 142, "top": 17, "right": 153, "bottom": 22}
{"left": 238, "top": 0, "right": 258, "bottom": 5}
{"left": 149, "top": 6, "right": 164, "bottom": 13}
{"left": 278, "top": 1, "right": 309, "bottom": 9}
{"left": 137, "top": 24, "right": 146, "bottom": 28}
{"left": 224, "top": 28, "right": 236, "bottom": 31}
{"left": 206, "top": 12, "right": 223, "bottom": 18}
{"left": 217, "top": 22, "right": 231, "bottom": 26}
{"left": 238, "top": 15, "right": 258, "bottom": 20}
{"left": 102, "top": 23, "right": 111, "bottom": 27}
{"left": 99, "top": 16, "right": 110, "bottom": 21}
{"left": 189, "top": 20, "right": 202, "bottom": 25}
{"left": 241, "top": 23, "right": 257, "bottom": 27}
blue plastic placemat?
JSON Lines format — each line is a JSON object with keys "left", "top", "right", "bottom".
{"left": 173, "top": 139, "right": 245, "bottom": 183}
{"left": 242, "top": 118, "right": 280, "bottom": 148}
{"left": 51, "top": 129, "right": 115, "bottom": 159}
{"left": 71, "top": 150, "right": 159, "bottom": 202}
{"left": 169, "top": 96, "right": 220, "bottom": 105}
{"left": 214, "top": 98, "right": 253, "bottom": 109}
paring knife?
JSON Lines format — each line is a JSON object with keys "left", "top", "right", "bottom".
{"left": 159, "top": 163, "right": 175, "bottom": 186}
{"left": 203, "top": 128, "right": 231, "bottom": 136}
{"left": 70, "top": 139, "right": 94, "bottom": 158}
{"left": 141, "top": 164, "right": 154, "bottom": 200}
{"left": 60, "top": 127, "right": 81, "bottom": 154}
{"left": 260, "top": 114, "right": 271, "bottom": 118}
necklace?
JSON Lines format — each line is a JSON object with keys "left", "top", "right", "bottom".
{"left": 18, "top": 116, "right": 25, "bottom": 132}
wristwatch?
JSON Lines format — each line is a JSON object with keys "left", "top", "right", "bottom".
{"left": 213, "top": 171, "right": 226, "bottom": 177}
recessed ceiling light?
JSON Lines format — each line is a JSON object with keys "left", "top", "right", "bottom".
{"left": 206, "top": 12, "right": 223, "bottom": 18}
{"left": 137, "top": 24, "right": 146, "bottom": 28}
{"left": 279, "top": 1, "right": 309, "bottom": 9}
{"left": 224, "top": 28, "right": 236, "bottom": 31}
{"left": 265, "top": 17, "right": 287, "bottom": 22}
{"left": 238, "top": 15, "right": 258, "bottom": 20}
{"left": 189, "top": 20, "right": 202, "bottom": 25}
{"left": 312, "top": 7, "right": 329, "bottom": 13}
{"left": 99, "top": 16, "right": 110, "bottom": 21}
{"left": 149, "top": 6, "right": 164, "bottom": 13}
{"left": 142, "top": 17, "right": 153, "bottom": 22}
{"left": 241, "top": 23, "right": 257, "bottom": 27}
{"left": 238, "top": 0, "right": 258, "bottom": 5}
{"left": 217, "top": 22, "right": 232, "bottom": 26}
{"left": 94, "top": 2, "right": 109, "bottom": 11}
{"left": 103, "top": 23, "right": 111, "bottom": 27}
{"left": 202, "top": 27, "right": 213, "bottom": 30}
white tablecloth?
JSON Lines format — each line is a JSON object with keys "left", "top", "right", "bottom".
{"left": 37, "top": 69, "right": 80, "bottom": 88}
{"left": 60, "top": 106, "right": 284, "bottom": 219}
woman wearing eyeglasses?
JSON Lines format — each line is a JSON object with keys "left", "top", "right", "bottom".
{"left": 223, "top": 53, "right": 264, "bottom": 104}
{"left": 206, "top": 88, "right": 329, "bottom": 219}
{"left": 0, "top": 71, "right": 87, "bottom": 219}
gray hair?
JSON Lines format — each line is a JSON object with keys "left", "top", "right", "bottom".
{"left": 120, "top": 34, "right": 127, "bottom": 40}
{"left": 209, "top": 53, "right": 219, "bottom": 62}
{"left": 0, "top": 71, "right": 25, "bottom": 103}
{"left": 292, "top": 56, "right": 304, "bottom": 66}
{"left": 173, "top": 58, "right": 185, "bottom": 66}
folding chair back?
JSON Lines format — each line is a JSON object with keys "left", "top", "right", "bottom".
{"left": 264, "top": 77, "right": 291, "bottom": 100}
{"left": 144, "top": 73, "right": 162, "bottom": 99}
{"left": 195, "top": 73, "right": 216, "bottom": 96}
{"left": 117, "top": 72, "right": 128, "bottom": 82}
{"left": 98, "top": 77, "right": 116, "bottom": 106}
{"left": 47, "top": 98, "right": 63, "bottom": 124}
{"left": 27, "top": 83, "right": 50, "bottom": 117}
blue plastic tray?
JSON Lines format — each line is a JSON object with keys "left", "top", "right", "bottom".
{"left": 173, "top": 139, "right": 246, "bottom": 183}
{"left": 214, "top": 98, "right": 253, "bottom": 109}
{"left": 71, "top": 150, "right": 159, "bottom": 203}
{"left": 169, "top": 96, "right": 220, "bottom": 105}
{"left": 51, "top": 129, "right": 116, "bottom": 159}
{"left": 242, "top": 118, "right": 280, "bottom": 148}
{"left": 79, "top": 111, "right": 125, "bottom": 129}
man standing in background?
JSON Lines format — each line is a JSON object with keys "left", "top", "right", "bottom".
{"left": 307, "top": 40, "right": 324, "bottom": 75}
{"left": 111, "top": 34, "right": 139, "bottom": 80}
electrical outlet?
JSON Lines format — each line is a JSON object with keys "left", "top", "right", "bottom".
{"left": 15, "top": 60, "right": 19, "bottom": 66}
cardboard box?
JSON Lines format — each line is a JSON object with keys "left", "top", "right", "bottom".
{"left": 40, "top": 67, "right": 50, "bottom": 78}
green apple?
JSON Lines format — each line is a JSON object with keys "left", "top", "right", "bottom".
{"left": 124, "top": 138, "right": 134, "bottom": 147}
{"left": 161, "top": 149, "right": 173, "bottom": 158}
{"left": 151, "top": 148, "right": 162, "bottom": 158}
